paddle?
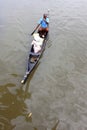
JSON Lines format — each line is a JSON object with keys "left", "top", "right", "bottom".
{"left": 31, "top": 24, "right": 40, "bottom": 35}
{"left": 31, "top": 30, "right": 35, "bottom": 35}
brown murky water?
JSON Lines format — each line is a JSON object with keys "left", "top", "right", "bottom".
{"left": 0, "top": 0, "right": 87, "bottom": 130}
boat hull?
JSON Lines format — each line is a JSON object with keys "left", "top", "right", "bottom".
{"left": 21, "top": 32, "right": 48, "bottom": 84}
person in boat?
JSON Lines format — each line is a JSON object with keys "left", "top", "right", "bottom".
{"left": 31, "top": 33, "right": 44, "bottom": 53}
{"left": 38, "top": 14, "right": 49, "bottom": 35}
{"left": 31, "top": 14, "right": 49, "bottom": 36}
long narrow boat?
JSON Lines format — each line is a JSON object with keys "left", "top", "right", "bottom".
{"left": 21, "top": 30, "right": 49, "bottom": 84}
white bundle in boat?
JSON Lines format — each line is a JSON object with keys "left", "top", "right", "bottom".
{"left": 31, "top": 33, "right": 44, "bottom": 53}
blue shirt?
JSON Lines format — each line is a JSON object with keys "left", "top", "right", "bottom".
{"left": 38, "top": 17, "right": 49, "bottom": 28}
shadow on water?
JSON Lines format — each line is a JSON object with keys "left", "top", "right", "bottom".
{"left": 0, "top": 68, "right": 42, "bottom": 128}
{"left": 0, "top": 64, "right": 40, "bottom": 130}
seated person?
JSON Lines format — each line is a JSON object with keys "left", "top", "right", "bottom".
{"left": 31, "top": 33, "right": 44, "bottom": 53}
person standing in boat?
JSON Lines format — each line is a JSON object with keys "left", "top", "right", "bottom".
{"left": 31, "top": 14, "right": 49, "bottom": 36}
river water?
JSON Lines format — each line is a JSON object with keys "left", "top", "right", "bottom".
{"left": 0, "top": 0, "right": 87, "bottom": 130}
